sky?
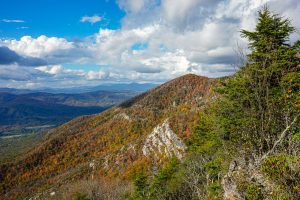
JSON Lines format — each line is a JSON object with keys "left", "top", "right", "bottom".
{"left": 0, "top": 0, "right": 299, "bottom": 89}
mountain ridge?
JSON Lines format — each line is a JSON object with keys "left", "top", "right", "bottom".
{"left": 0, "top": 74, "right": 214, "bottom": 199}
{"left": 0, "top": 82, "right": 157, "bottom": 94}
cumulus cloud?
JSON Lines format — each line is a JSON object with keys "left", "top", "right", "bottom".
{"left": 110, "top": 0, "right": 300, "bottom": 79}
{"left": 80, "top": 15, "right": 102, "bottom": 24}
{"left": 1, "top": 35, "right": 74, "bottom": 58}
{"left": 0, "top": 46, "right": 47, "bottom": 66}
{"left": 1, "top": 0, "right": 300, "bottom": 88}
{"left": 0, "top": 35, "right": 93, "bottom": 65}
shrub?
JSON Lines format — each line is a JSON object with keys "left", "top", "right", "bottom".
{"left": 262, "top": 155, "right": 300, "bottom": 199}
{"left": 245, "top": 184, "right": 264, "bottom": 200}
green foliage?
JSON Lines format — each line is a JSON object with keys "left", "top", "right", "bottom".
{"left": 190, "top": 113, "right": 221, "bottom": 155}
{"left": 241, "top": 6, "right": 296, "bottom": 58}
{"left": 72, "top": 192, "right": 90, "bottom": 200}
{"left": 261, "top": 155, "right": 300, "bottom": 198}
{"left": 131, "top": 157, "right": 181, "bottom": 199}
{"left": 218, "top": 6, "right": 300, "bottom": 155}
{"left": 132, "top": 172, "right": 148, "bottom": 199}
{"left": 293, "top": 131, "right": 300, "bottom": 140}
{"left": 148, "top": 157, "right": 179, "bottom": 198}
{"left": 204, "top": 159, "right": 223, "bottom": 198}
{"left": 245, "top": 184, "right": 264, "bottom": 200}
{"left": 205, "top": 159, "right": 221, "bottom": 181}
{"left": 261, "top": 155, "right": 291, "bottom": 178}
{"left": 208, "top": 182, "right": 222, "bottom": 197}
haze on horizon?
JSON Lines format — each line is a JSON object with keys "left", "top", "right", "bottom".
{"left": 0, "top": 0, "right": 299, "bottom": 89}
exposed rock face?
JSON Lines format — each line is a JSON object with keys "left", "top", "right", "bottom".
{"left": 222, "top": 155, "right": 275, "bottom": 200}
{"left": 222, "top": 160, "right": 243, "bottom": 200}
{"left": 142, "top": 120, "right": 187, "bottom": 159}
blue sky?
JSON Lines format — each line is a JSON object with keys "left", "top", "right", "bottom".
{"left": 0, "top": 0, "right": 124, "bottom": 39}
{"left": 0, "top": 0, "right": 299, "bottom": 89}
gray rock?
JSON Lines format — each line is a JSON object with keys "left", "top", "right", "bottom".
{"left": 142, "top": 119, "right": 187, "bottom": 159}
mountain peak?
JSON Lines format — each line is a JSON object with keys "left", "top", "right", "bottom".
{"left": 120, "top": 73, "right": 211, "bottom": 109}
{"left": 170, "top": 73, "right": 207, "bottom": 80}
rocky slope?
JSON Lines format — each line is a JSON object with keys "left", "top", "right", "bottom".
{"left": 142, "top": 120, "right": 187, "bottom": 160}
{"left": 0, "top": 74, "right": 214, "bottom": 199}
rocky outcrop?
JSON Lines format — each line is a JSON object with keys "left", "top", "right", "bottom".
{"left": 142, "top": 120, "right": 187, "bottom": 159}
{"left": 222, "top": 160, "right": 243, "bottom": 200}
{"left": 222, "top": 155, "right": 275, "bottom": 200}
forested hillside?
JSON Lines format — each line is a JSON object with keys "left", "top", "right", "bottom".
{"left": 0, "top": 74, "right": 213, "bottom": 199}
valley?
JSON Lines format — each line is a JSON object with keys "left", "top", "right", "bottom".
{"left": 0, "top": 89, "right": 142, "bottom": 163}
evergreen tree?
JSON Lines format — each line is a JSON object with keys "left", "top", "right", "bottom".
{"left": 218, "top": 6, "right": 300, "bottom": 156}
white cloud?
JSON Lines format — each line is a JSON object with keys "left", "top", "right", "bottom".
{"left": 16, "top": 26, "right": 29, "bottom": 29}
{"left": 35, "top": 65, "right": 86, "bottom": 77}
{"left": 86, "top": 70, "right": 109, "bottom": 80}
{"left": 80, "top": 15, "right": 102, "bottom": 24}
{"left": 36, "top": 65, "right": 63, "bottom": 75}
{"left": 117, "top": 0, "right": 159, "bottom": 14}
{"left": 118, "top": 0, "right": 145, "bottom": 13}
{"left": 0, "top": 64, "right": 50, "bottom": 81}
{"left": 1, "top": 35, "right": 73, "bottom": 58}
{"left": 0, "top": 19, "right": 25, "bottom": 23}
{"left": 0, "top": 35, "right": 92, "bottom": 65}
{"left": 1, "top": 0, "right": 299, "bottom": 88}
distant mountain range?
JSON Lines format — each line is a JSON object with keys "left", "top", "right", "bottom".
{"left": 0, "top": 90, "right": 137, "bottom": 126}
{"left": 0, "top": 82, "right": 157, "bottom": 94}
{"left": 0, "top": 88, "right": 146, "bottom": 140}
{"left": 0, "top": 82, "right": 157, "bottom": 130}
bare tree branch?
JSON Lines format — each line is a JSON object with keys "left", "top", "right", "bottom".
{"left": 260, "top": 114, "right": 299, "bottom": 161}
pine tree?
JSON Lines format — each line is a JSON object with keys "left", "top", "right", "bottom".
{"left": 218, "top": 6, "right": 300, "bottom": 157}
